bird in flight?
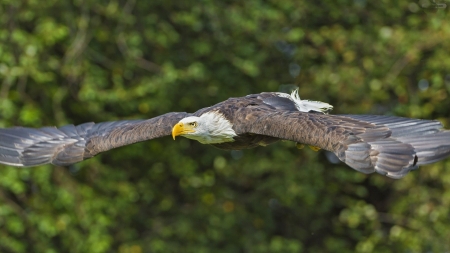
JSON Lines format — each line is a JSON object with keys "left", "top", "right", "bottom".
{"left": 0, "top": 90, "right": 449, "bottom": 179}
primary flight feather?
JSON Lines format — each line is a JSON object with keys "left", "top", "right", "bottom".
{"left": 1, "top": 90, "right": 450, "bottom": 179}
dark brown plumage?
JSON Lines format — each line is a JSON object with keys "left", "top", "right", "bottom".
{"left": 1, "top": 91, "right": 449, "bottom": 179}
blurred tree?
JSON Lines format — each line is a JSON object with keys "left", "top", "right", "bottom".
{"left": 0, "top": 0, "right": 449, "bottom": 252}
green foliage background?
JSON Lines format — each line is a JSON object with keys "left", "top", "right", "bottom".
{"left": 1, "top": 1, "right": 450, "bottom": 252}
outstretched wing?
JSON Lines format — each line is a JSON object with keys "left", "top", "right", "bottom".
{"left": 0, "top": 112, "right": 188, "bottom": 167}
{"left": 234, "top": 109, "right": 450, "bottom": 178}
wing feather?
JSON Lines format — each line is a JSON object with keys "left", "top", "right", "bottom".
{"left": 235, "top": 109, "right": 450, "bottom": 178}
{"left": 0, "top": 112, "right": 188, "bottom": 167}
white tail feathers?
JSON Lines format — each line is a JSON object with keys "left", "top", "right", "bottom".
{"left": 277, "top": 89, "right": 333, "bottom": 113}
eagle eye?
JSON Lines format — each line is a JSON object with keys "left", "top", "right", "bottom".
{"left": 189, "top": 122, "right": 198, "bottom": 127}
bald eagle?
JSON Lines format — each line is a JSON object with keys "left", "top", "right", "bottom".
{"left": 1, "top": 90, "right": 449, "bottom": 179}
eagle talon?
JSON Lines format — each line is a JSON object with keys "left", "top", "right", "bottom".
{"left": 296, "top": 143, "right": 305, "bottom": 149}
{"left": 308, "top": 145, "right": 321, "bottom": 151}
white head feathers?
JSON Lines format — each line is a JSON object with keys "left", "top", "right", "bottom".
{"left": 178, "top": 112, "right": 237, "bottom": 144}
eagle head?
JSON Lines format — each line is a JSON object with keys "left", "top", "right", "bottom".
{"left": 172, "top": 112, "right": 237, "bottom": 144}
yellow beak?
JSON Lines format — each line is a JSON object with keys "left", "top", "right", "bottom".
{"left": 172, "top": 123, "right": 195, "bottom": 140}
